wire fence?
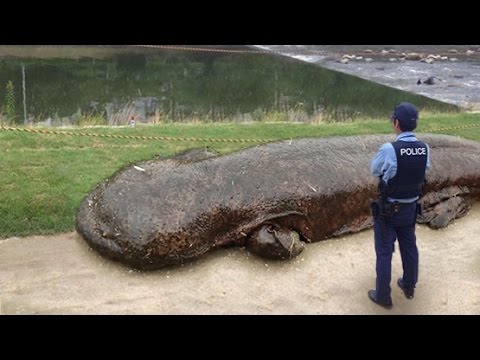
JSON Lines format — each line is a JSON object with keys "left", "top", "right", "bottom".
{"left": 0, "top": 125, "right": 274, "bottom": 143}
{"left": 2, "top": 123, "right": 480, "bottom": 144}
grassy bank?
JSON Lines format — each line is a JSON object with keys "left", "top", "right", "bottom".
{"left": 1, "top": 113, "right": 479, "bottom": 239}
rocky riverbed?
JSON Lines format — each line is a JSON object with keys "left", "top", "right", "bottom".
{"left": 254, "top": 45, "right": 480, "bottom": 110}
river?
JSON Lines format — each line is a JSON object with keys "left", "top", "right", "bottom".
{"left": 0, "top": 45, "right": 457, "bottom": 125}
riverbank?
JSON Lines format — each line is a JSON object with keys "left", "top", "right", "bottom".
{"left": 2, "top": 116, "right": 480, "bottom": 239}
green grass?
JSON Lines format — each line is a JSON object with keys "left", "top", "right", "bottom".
{"left": 1, "top": 112, "right": 479, "bottom": 239}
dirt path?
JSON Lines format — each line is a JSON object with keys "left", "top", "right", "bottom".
{"left": 1, "top": 205, "right": 479, "bottom": 315}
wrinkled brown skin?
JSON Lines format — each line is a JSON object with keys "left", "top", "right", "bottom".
{"left": 75, "top": 134, "right": 480, "bottom": 270}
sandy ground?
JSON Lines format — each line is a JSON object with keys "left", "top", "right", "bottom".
{"left": 1, "top": 205, "right": 479, "bottom": 315}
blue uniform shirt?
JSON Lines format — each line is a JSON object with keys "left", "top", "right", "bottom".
{"left": 371, "top": 132, "right": 431, "bottom": 203}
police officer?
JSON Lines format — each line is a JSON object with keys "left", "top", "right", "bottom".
{"left": 368, "top": 102, "right": 430, "bottom": 309}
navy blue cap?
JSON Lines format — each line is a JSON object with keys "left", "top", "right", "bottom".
{"left": 391, "top": 102, "right": 419, "bottom": 126}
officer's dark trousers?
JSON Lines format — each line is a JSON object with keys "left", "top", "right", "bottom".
{"left": 374, "top": 202, "right": 419, "bottom": 301}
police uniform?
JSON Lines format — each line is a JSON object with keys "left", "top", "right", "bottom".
{"left": 369, "top": 103, "right": 430, "bottom": 308}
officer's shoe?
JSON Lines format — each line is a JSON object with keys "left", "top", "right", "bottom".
{"left": 368, "top": 290, "right": 393, "bottom": 310}
{"left": 397, "top": 278, "right": 414, "bottom": 299}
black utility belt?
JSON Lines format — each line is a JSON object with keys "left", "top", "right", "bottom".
{"left": 388, "top": 201, "right": 422, "bottom": 216}
{"left": 370, "top": 200, "right": 420, "bottom": 218}
{"left": 384, "top": 201, "right": 404, "bottom": 215}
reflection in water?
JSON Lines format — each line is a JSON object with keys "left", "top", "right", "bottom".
{"left": 0, "top": 46, "right": 457, "bottom": 125}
